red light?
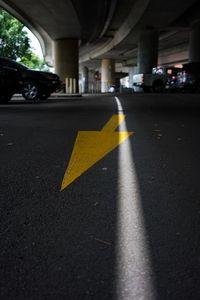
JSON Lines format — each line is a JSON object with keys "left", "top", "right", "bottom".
{"left": 174, "top": 64, "right": 183, "bottom": 68}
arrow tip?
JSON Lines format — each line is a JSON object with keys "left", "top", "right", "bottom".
{"left": 60, "top": 131, "right": 134, "bottom": 192}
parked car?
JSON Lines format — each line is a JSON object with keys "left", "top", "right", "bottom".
{"left": 133, "top": 66, "right": 181, "bottom": 93}
{"left": 176, "top": 62, "right": 200, "bottom": 92}
{"left": 0, "top": 65, "right": 22, "bottom": 103}
{"left": 0, "top": 57, "right": 62, "bottom": 101}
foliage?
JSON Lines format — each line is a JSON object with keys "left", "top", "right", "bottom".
{"left": 0, "top": 9, "right": 49, "bottom": 70}
{"left": 21, "top": 52, "right": 50, "bottom": 71}
{"left": 0, "top": 9, "right": 30, "bottom": 60}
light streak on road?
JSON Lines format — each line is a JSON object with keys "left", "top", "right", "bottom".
{"left": 115, "top": 96, "right": 156, "bottom": 300}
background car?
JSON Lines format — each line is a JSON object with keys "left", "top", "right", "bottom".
{"left": 176, "top": 62, "right": 200, "bottom": 92}
{"left": 0, "top": 57, "right": 62, "bottom": 101}
{"left": 0, "top": 65, "right": 21, "bottom": 103}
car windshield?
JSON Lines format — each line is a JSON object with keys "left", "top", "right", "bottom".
{"left": 12, "top": 60, "right": 29, "bottom": 70}
{"left": 0, "top": 58, "right": 29, "bottom": 71}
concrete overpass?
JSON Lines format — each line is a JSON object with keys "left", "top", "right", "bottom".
{"left": 0, "top": 0, "right": 200, "bottom": 92}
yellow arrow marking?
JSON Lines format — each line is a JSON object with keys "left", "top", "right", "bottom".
{"left": 61, "top": 114, "right": 134, "bottom": 191}
{"left": 102, "top": 114, "right": 126, "bottom": 131}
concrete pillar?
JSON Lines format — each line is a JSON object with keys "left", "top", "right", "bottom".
{"left": 101, "top": 59, "right": 115, "bottom": 92}
{"left": 137, "top": 30, "right": 158, "bottom": 73}
{"left": 88, "top": 70, "right": 95, "bottom": 93}
{"left": 82, "top": 66, "right": 89, "bottom": 93}
{"left": 128, "top": 66, "right": 138, "bottom": 88}
{"left": 53, "top": 39, "right": 79, "bottom": 93}
{"left": 189, "top": 25, "right": 200, "bottom": 62}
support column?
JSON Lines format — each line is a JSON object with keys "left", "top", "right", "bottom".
{"left": 128, "top": 66, "right": 138, "bottom": 88}
{"left": 101, "top": 59, "right": 115, "bottom": 93}
{"left": 53, "top": 39, "right": 79, "bottom": 93}
{"left": 82, "top": 66, "right": 89, "bottom": 93}
{"left": 137, "top": 30, "right": 158, "bottom": 73}
{"left": 88, "top": 70, "right": 95, "bottom": 93}
{"left": 189, "top": 25, "right": 200, "bottom": 62}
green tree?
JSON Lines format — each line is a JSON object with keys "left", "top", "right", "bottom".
{"left": 0, "top": 9, "right": 30, "bottom": 60}
{"left": 21, "top": 52, "right": 50, "bottom": 71}
{"left": 0, "top": 9, "right": 49, "bottom": 70}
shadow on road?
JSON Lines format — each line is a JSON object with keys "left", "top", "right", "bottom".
{"left": 125, "top": 97, "right": 200, "bottom": 299}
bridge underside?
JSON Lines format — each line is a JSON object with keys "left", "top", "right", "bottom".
{"left": 0, "top": 0, "right": 199, "bottom": 63}
{"left": 0, "top": 0, "right": 200, "bottom": 92}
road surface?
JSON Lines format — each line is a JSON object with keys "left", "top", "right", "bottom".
{"left": 0, "top": 93, "right": 200, "bottom": 299}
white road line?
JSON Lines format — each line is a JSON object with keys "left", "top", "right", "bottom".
{"left": 115, "top": 96, "right": 155, "bottom": 299}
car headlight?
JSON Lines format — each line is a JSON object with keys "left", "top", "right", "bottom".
{"left": 41, "top": 72, "right": 59, "bottom": 81}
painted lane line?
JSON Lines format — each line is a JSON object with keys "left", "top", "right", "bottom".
{"left": 114, "top": 96, "right": 155, "bottom": 299}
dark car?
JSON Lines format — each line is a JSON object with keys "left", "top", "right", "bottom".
{"left": 152, "top": 66, "right": 182, "bottom": 92}
{"left": 164, "top": 67, "right": 182, "bottom": 92}
{"left": 0, "top": 65, "right": 22, "bottom": 103}
{"left": 176, "top": 62, "right": 200, "bottom": 92}
{"left": 0, "top": 57, "right": 62, "bottom": 101}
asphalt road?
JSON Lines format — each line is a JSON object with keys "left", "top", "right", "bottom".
{"left": 1, "top": 93, "right": 200, "bottom": 300}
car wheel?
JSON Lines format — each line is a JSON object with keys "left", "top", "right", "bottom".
{"left": 22, "top": 81, "right": 39, "bottom": 100}
{"left": 152, "top": 81, "right": 164, "bottom": 93}
{"left": 0, "top": 93, "right": 13, "bottom": 104}
{"left": 39, "top": 92, "right": 51, "bottom": 100}
{"left": 143, "top": 86, "right": 151, "bottom": 93}
{"left": 195, "top": 81, "right": 200, "bottom": 93}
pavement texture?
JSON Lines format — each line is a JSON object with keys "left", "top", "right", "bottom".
{"left": 0, "top": 93, "right": 200, "bottom": 300}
